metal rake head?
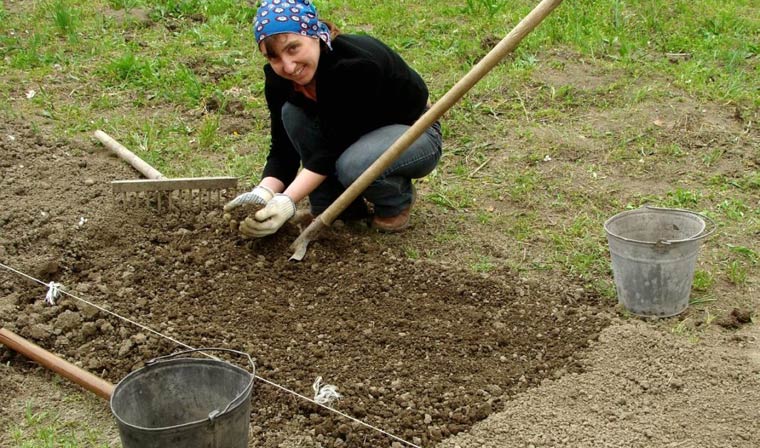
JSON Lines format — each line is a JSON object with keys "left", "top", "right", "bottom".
{"left": 111, "top": 177, "right": 238, "bottom": 212}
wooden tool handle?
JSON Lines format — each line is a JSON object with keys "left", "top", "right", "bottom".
{"left": 293, "top": 0, "right": 563, "bottom": 256}
{"left": 0, "top": 328, "right": 114, "bottom": 400}
{"left": 316, "top": 0, "right": 564, "bottom": 226}
{"left": 94, "top": 130, "right": 164, "bottom": 180}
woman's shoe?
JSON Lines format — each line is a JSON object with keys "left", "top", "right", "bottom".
{"left": 371, "top": 184, "right": 416, "bottom": 233}
{"left": 371, "top": 207, "right": 411, "bottom": 232}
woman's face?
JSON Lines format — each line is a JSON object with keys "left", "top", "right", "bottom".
{"left": 260, "top": 33, "right": 321, "bottom": 85}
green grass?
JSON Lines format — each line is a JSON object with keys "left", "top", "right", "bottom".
{"left": 52, "top": 0, "right": 80, "bottom": 40}
{"left": 472, "top": 256, "right": 497, "bottom": 273}
{"left": 2, "top": 0, "right": 754, "bottom": 169}
{"left": 9, "top": 402, "right": 111, "bottom": 448}
{"left": 108, "top": 0, "right": 140, "bottom": 10}
{"left": 0, "top": 0, "right": 756, "bottom": 292}
{"left": 728, "top": 244, "right": 759, "bottom": 265}
{"left": 692, "top": 270, "right": 715, "bottom": 291}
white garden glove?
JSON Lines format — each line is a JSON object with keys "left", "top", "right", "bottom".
{"left": 239, "top": 194, "right": 296, "bottom": 238}
{"left": 224, "top": 185, "right": 275, "bottom": 212}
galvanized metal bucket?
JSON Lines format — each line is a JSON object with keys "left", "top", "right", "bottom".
{"left": 604, "top": 206, "right": 715, "bottom": 317}
{"left": 110, "top": 348, "right": 255, "bottom": 448}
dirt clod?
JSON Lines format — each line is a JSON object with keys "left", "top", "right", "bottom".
{"left": 716, "top": 308, "right": 754, "bottom": 329}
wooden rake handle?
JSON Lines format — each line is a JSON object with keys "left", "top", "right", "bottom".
{"left": 94, "top": 130, "right": 165, "bottom": 180}
{"left": 0, "top": 328, "right": 114, "bottom": 400}
{"left": 291, "top": 0, "right": 564, "bottom": 255}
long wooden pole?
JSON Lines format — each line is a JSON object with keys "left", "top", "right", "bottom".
{"left": 0, "top": 328, "right": 114, "bottom": 400}
{"left": 291, "top": 0, "right": 565, "bottom": 259}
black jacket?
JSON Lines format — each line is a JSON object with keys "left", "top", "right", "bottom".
{"left": 261, "top": 34, "right": 429, "bottom": 185}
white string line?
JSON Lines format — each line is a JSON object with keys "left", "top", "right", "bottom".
{"left": 255, "top": 375, "right": 419, "bottom": 447}
{"left": 0, "top": 262, "right": 196, "bottom": 352}
{"left": 0, "top": 261, "right": 421, "bottom": 448}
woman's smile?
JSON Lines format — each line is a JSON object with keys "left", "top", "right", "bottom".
{"left": 260, "top": 34, "right": 321, "bottom": 86}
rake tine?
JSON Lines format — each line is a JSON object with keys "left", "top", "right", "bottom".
{"left": 99, "top": 131, "right": 238, "bottom": 213}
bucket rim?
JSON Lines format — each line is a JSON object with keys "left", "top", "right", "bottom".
{"left": 110, "top": 348, "right": 255, "bottom": 433}
{"left": 604, "top": 206, "right": 716, "bottom": 246}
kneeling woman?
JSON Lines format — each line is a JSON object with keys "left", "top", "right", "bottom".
{"left": 226, "top": 0, "right": 442, "bottom": 236}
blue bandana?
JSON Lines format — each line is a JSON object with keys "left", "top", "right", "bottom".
{"left": 253, "top": 0, "right": 332, "bottom": 50}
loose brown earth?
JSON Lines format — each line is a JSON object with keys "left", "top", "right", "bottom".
{"left": 1, "top": 117, "right": 612, "bottom": 447}
{"left": 1, "top": 53, "right": 758, "bottom": 448}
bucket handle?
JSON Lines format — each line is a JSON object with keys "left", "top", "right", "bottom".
{"left": 145, "top": 348, "right": 256, "bottom": 420}
{"left": 642, "top": 206, "right": 717, "bottom": 246}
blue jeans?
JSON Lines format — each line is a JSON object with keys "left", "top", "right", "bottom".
{"left": 281, "top": 102, "right": 442, "bottom": 218}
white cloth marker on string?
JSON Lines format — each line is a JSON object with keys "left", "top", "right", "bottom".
{"left": 0, "top": 260, "right": 421, "bottom": 448}
{"left": 45, "top": 281, "right": 61, "bottom": 305}
{"left": 313, "top": 376, "right": 341, "bottom": 406}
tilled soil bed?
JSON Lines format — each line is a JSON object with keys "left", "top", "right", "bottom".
{"left": 0, "top": 120, "right": 611, "bottom": 447}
